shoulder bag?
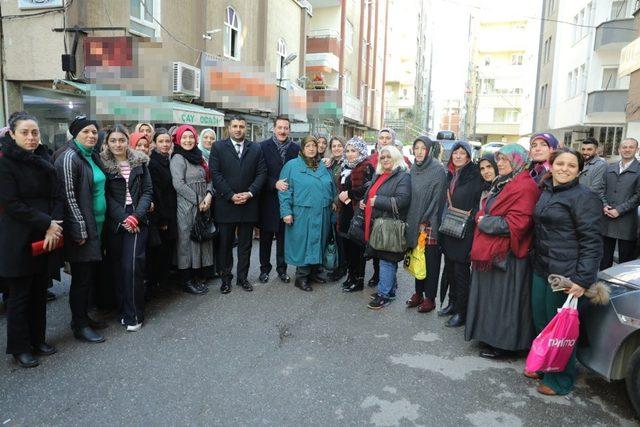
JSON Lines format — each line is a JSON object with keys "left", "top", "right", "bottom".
{"left": 369, "top": 198, "right": 407, "bottom": 254}
{"left": 439, "top": 190, "right": 471, "bottom": 239}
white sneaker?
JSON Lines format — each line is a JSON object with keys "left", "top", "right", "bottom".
{"left": 125, "top": 323, "right": 142, "bottom": 332}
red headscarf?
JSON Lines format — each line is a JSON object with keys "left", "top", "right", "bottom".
{"left": 129, "top": 132, "right": 150, "bottom": 150}
{"left": 173, "top": 125, "right": 211, "bottom": 182}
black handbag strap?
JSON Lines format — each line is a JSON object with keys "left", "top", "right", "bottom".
{"left": 390, "top": 197, "right": 400, "bottom": 219}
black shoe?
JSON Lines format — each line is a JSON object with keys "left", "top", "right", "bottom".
{"left": 73, "top": 326, "right": 105, "bottom": 343}
{"left": 259, "top": 273, "right": 269, "bottom": 283}
{"left": 344, "top": 279, "right": 364, "bottom": 293}
{"left": 328, "top": 269, "right": 346, "bottom": 281}
{"left": 294, "top": 278, "right": 312, "bottom": 292}
{"left": 437, "top": 303, "right": 455, "bottom": 317}
{"left": 13, "top": 352, "right": 39, "bottom": 368}
{"left": 309, "top": 275, "right": 327, "bottom": 284}
{"left": 367, "top": 276, "right": 379, "bottom": 288}
{"left": 342, "top": 276, "right": 355, "bottom": 289}
{"left": 46, "top": 290, "right": 56, "bottom": 302}
{"left": 33, "top": 342, "right": 57, "bottom": 356}
{"left": 88, "top": 318, "right": 109, "bottom": 330}
{"left": 238, "top": 279, "right": 253, "bottom": 292}
{"left": 278, "top": 273, "right": 291, "bottom": 283}
{"left": 445, "top": 313, "right": 465, "bottom": 328}
{"left": 184, "top": 280, "right": 206, "bottom": 295}
{"left": 220, "top": 282, "right": 232, "bottom": 294}
{"left": 479, "top": 346, "right": 507, "bottom": 359}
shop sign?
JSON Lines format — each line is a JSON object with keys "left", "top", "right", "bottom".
{"left": 173, "top": 108, "right": 224, "bottom": 127}
{"left": 619, "top": 37, "right": 640, "bottom": 77}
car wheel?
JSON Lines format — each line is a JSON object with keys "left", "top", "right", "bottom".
{"left": 625, "top": 347, "right": 640, "bottom": 417}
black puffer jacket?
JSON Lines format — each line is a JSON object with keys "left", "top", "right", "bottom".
{"left": 363, "top": 167, "right": 411, "bottom": 262}
{"left": 148, "top": 150, "right": 178, "bottom": 239}
{"left": 0, "top": 136, "right": 63, "bottom": 277}
{"left": 532, "top": 178, "right": 603, "bottom": 288}
{"left": 101, "top": 148, "right": 153, "bottom": 233}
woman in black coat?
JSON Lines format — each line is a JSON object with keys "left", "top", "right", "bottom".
{"left": 101, "top": 125, "right": 153, "bottom": 332}
{"left": 530, "top": 147, "right": 603, "bottom": 396}
{"left": 147, "top": 129, "right": 178, "bottom": 289}
{"left": 439, "top": 141, "right": 483, "bottom": 327}
{"left": 0, "top": 112, "right": 63, "bottom": 368}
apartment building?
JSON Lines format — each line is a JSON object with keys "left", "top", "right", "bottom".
{"left": 439, "top": 98, "right": 461, "bottom": 136}
{"left": 0, "top": 0, "right": 311, "bottom": 149}
{"left": 534, "top": 0, "right": 636, "bottom": 157}
{"left": 466, "top": 5, "right": 540, "bottom": 144}
{"left": 305, "top": 0, "right": 389, "bottom": 138}
{"left": 619, "top": 2, "right": 640, "bottom": 139}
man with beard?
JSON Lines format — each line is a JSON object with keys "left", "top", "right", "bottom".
{"left": 579, "top": 137, "right": 607, "bottom": 199}
{"left": 257, "top": 116, "right": 300, "bottom": 284}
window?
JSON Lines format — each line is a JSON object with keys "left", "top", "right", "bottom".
{"left": 224, "top": 6, "right": 241, "bottom": 60}
{"left": 484, "top": 56, "right": 491, "bottom": 66}
{"left": 579, "top": 64, "right": 586, "bottom": 92}
{"left": 129, "top": 0, "right": 159, "bottom": 38}
{"left": 600, "top": 126, "right": 624, "bottom": 157}
{"left": 276, "top": 38, "right": 286, "bottom": 80}
{"left": 573, "top": 3, "right": 592, "bottom": 43}
{"left": 511, "top": 54, "right": 523, "bottom": 65}
{"left": 493, "top": 108, "right": 519, "bottom": 123}
{"left": 540, "top": 84, "right": 548, "bottom": 108}
{"left": 543, "top": 36, "right": 552, "bottom": 63}
{"left": 345, "top": 20, "right": 354, "bottom": 51}
{"left": 481, "top": 78, "right": 495, "bottom": 94}
{"left": 602, "top": 67, "right": 619, "bottom": 89}
{"left": 344, "top": 71, "right": 352, "bottom": 94}
{"left": 611, "top": 0, "right": 627, "bottom": 19}
{"left": 547, "top": 0, "right": 555, "bottom": 16}
{"left": 567, "top": 67, "right": 581, "bottom": 98}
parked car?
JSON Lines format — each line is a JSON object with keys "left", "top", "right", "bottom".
{"left": 480, "top": 142, "right": 506, "bottom": 158}
{"left": 578, "top": 259, "right": 640, "bottom": 416}
{"left": 469, "top": 141, "right": 483, "bottom": 162}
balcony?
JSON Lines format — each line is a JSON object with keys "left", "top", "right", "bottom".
{"left": 307, "top": 89, "right": 364, "bottom": 123}
{"left": 306, "top": 29, "right": 341, "bottom": 57}
{"left": 594, "top": 19, "right": 636, "bottom": 51}
{"left": 586, "top": 89, "right": 628, "bottom": 115}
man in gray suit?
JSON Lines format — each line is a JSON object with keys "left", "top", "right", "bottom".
{"left": 579, "top": 137, "right": 607, "bottom": 199}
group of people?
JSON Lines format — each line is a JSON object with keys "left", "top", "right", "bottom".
{"left": 1, "top": 110, "right": 639, "bottom": 400}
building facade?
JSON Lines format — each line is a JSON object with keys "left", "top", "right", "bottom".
{"left": 533, "top": 0, "right": 636, "bottom": 157}
{"left": 439, "top": 98, "right": 461, "bottom": 136}
{"left": 619, "top": 2, "right": 640, "bottom": 141}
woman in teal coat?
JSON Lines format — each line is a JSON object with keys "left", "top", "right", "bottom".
{"left": 278, "top": 135, "right": 336, "bottom": 292}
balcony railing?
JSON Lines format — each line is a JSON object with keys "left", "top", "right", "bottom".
{"left": 586, "top": 90, "right": 628, "bottom": 114}
{"left": 594, "top": 18, "right": 636, "bottom": 51}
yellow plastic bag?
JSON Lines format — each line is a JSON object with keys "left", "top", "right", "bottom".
{"left": 404, "top": 232, "right": 427, "bottom": 280}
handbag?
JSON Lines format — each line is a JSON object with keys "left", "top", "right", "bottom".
{"left": 439, "top": 189, "right": 472, "bottom": 239}
{"left": 347, "top": 206, "right": 366, "bottom": 246}
{"left": 403, "top": 232, "right": 427, "bottom": 279}
{"left": 190, "top": 201, "right": 217, "bottom": 243}
{"left": 369, "top": 198, "right": 407, "bottom": 254}
{"left": 525, "top": 295, "right": 580, "bottom": 373}
{"left": 323, "top": 227, "right": 339, "bottom": 270}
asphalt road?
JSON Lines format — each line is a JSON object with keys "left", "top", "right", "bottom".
{"left": 0, "top": 245, "right": 637, "bottom": 426}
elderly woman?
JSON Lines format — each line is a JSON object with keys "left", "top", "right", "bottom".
{"left": 279, "top": 136, "right": 336, "bottom": 292}
{"left": 529, "top": 147, "right": 603, "bottom": 396}
{"left": 199, "top": 128, "right": 216, "bottom": 166}
{"left": 529, "top": 133, "right": 558, "bottom": 184}
{"left": 170, "top": 125, "right": 214, "bottom": 295}
{"left": 0, "top": 112, "right": 63, "bottom": 367}
{"left": 439, "top": 141, "right": 483, "bottom": 327}
{"left": 465, "top": 144, "right": 540, "bottom": 358}
{"left": 55, "top": 115, "right": 108, "bottom": 344}
{"left": 101, "top": 125, "right": 153, "bottom": 332}
{"left": 339, "top": 138, "right": 375, "bottom": 292}
{"left": 405, "top": 136, "right": 446, "bottom": 313}
{"left": 361, "top": 146, "right": 411, "bottom": 309}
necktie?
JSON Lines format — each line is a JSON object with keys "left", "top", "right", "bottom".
{"left": 235, "top": 143, "right": 242, "bottom": 158}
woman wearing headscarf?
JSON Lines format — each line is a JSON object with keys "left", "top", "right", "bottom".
{"left": 324, "top": 135, "right": 347, "bottom": 281}
{"left": 0, "top": 112, "right": 62, "bottom": 367}
{"left": 198, "top": 128, "right": 217, "bottom": 166}
{"left": 147, "top": 129, "right": 177, "bottom": 290}
{"left": 170, "top": 125, "right": 214, "bottom": 295}
{"left": 529, "top": 133, "right": 558, "bottom": 184}
{"left": 338, "top": 137, "right": 375, "bottom": 292}
{"left": 315, "top": 133, "right": 329, "bottom": 160}
{"left": 134, "top": 123, "right": 154, "bottom": 148}
{"left": 439, "top": 141, "right": 483, "bottom": 327}
{"left": 129, "top": 132, "right": 151, "bottom": 156}
{"left": 405, "top": 136, "right": 446, "bottom": 313}
{"left": 55, "top": 115, "right": 108, "bottom": 343}
{"left": 279, "top": 136, "right": 336, "bottom": 292}
{"left": 101, "top": 125, "right": 153, "bottom": 332}
{"left": 465, "top": 144, "right": 540, "bottom": 358}
{"left": 478, "top": 153, "right": 498, "bottom": 200}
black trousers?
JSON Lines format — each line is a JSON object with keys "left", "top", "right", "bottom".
{"left": 295, "top": 265, "right": 322, "bottom": 279}
{"left": 5, "top": 273, "right": 47, "bottom": 354}
{"left": 414, "top": 244, "right": 442, "bottom": 301}
{"left": 336, "top": 231, "right": 348, "bottom": 273}
{"left": 439, "top": 258, "right": 454, "bottom": 306}
{"left": 148, "top": 237, "right": 176, "bottom": 286}
{"left": 259, "top": 223, "right": 286, "bottom": 275}
{"left": 601, "top": 236, "right": 637, "bottom": 270}
{"left": 344, "top": 238, "right": 366, "bottom": 279}
{"left": 218, "top": 222, "right": 253, "bottom": 282}
{"left": 69, "top": 261, "right": 100, "bottom": 329}
{"left": 108, "top": 222, "right": 148, "bottom": 326}
{"left": 445, "top": 257, "right": 471, "bottom": 317}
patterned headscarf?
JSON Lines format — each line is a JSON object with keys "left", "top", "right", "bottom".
{"left": 344, "top": 137, "right": 369, "bottom": 169}
{"left": 489, "top": 143, "right": 530, "bottom": 197}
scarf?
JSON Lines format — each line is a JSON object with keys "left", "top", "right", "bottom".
{"left": 345, "top": 137, "right": 369, "bottom": 169}
{"left": 340, "top": 166, "right": 353, "bottom": 184}
{"left": 299, "top": 151, "right": 319, "bottom": 171}
{"left": 198, "top": 129, "right": 216, "bottom": 162}
{"left": 173, "top": 125, "right": 210, "bottom": 182}
{"left": 273, "top": 135, "right": 292, "bottom": 164}
{"left": 487, "top": 144, "right": 530, "bottom": 200}
{"left": 151, "top": 148, "right": 170, "bottom": 168}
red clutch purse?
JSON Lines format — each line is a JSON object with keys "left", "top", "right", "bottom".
{"left": 31, "top": 237, "right": 64, "bottom": 256}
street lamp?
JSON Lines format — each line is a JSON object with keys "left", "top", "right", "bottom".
{"left": 277, "top": 53, "right": 297, "bottom": 116}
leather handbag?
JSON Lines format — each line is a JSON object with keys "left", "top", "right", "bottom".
{"left": 347, "top": 206, "right": 366, "bottom": 246}
{"left": 369, "top": 198, "right": 407, "bottom": 254}
{"left": 439, "top": 190, "right": 471, "bottom": 239}
{"left": 190, "top": 195, "right": 217, "bottom": 242}
{"left": 323, "top": 227, "right": 339, "bottom": 270}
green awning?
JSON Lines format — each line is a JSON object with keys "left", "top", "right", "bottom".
{"left": 170, "top": 102, "right": 225, "bottom": 127}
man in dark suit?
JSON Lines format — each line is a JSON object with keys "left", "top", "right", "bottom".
{"left": 258, "top": 116, "right": 300, "bottom": 284}
{"left": 210, "top": 116, "right": 267, "bottom": 293}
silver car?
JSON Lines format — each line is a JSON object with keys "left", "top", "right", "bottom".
{"left": 578, "top": 260, "right": 640, "bottom": 416}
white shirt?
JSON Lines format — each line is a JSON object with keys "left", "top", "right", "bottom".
{"left": 620, "top": 159, "right": 634, "bottom": 174}
{"left": 231, "top": 138, "right": 244, "bottom": 157}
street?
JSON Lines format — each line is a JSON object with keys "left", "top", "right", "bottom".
{"left": 0, "top": 245, "right": 637, "bottom": 426}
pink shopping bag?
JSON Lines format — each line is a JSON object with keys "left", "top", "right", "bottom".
{"left": 525, "top": 295, "right": 580, "bottom": 373}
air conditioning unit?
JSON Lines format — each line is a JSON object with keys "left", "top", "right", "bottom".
{"left": 172, "top": 62, "right": 201, "bottom": 98}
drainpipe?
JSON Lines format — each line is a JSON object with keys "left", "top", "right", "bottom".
{"left": 532, "top": 0, "right": 546, "bottom": 133}
{"left": 380, "top": 0, "right": 389, "bottom": 129}
{"left": 370, "top": 0, "right": 380, "bottom": 127}
{"left": 363, "top": 0, "right": 372, "bottom": 128}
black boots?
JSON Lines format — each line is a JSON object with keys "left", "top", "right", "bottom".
{"left": 445, "top": 313, "right": 465, "bottom": 327}
{"left": 295, "top": 278, "right": 312, "bottom": 292}
{"left": 184, "top": 280, "right": 207, "bottom": 295}
{"left": 343, "top": 278, "right": 364, "bottom": 293}
{"left": 73, "top": 326, "right": 105, "bottom": 343}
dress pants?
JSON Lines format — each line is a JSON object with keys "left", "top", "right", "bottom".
{"left": 148, "top": 236, "right": 175, "bottom": 286}
{"left": 344, "top": 238, "right": 366, "bottom": 279}
{"left": 218, "top": 222, "right": 253, "bottom": 283}
{"left": 414, "top": 244, "right": 442, "bottom": 301}
{"left": 445, "top": 257, "right": 471, "bottom": 317}
{"left": 259, "top": 222, "right": 286, "bottom": 275}
{"left": 601, "top": 236, "right": 637, "bottom": 270}
{"left": 108, "top": 220, "right": 148, "bottom": 326}
{"left": 5, "top": 273, "right": 47, "bottom": 354}
{"left": 69, "top": 261, "right": 100, "bottom": 329}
